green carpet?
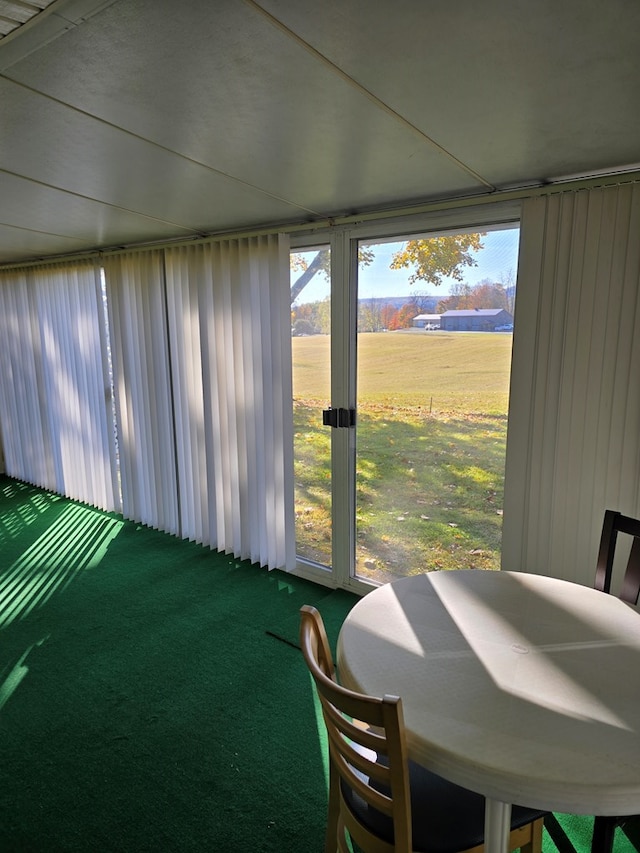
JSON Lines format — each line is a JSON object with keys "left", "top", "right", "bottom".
{"left": 0, "top": 477, "right": 637, "bottom": 852}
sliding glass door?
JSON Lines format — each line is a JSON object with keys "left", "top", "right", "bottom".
{"left": 354, "top": 228, "right": 519, "bottom": 585}
{"left": 291, "top": 216, "right": 520, "bottom": 591}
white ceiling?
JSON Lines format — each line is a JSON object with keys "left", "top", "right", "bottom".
{"left": 1, "top": 0, "right": 639, "bottom": 265}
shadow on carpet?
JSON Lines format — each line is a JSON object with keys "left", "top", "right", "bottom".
{"left": 265, "top": 587, "right": 357, "bottom": 650}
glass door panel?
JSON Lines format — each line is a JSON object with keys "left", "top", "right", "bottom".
{"left": 355, "top": 226, "right": 519, "bottom": 584}
{"left": 290, "top": 245, "right": 332, "bottom": 567}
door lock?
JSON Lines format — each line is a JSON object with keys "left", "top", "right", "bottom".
{"left": 322, "top": 407, "right": 356, "bottom": 428}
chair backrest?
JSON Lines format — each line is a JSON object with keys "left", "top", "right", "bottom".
{"left": 299, "top": 604, "right": 413, "bottom": 853}
{"left": 595, "top": 510, "right": 640, "bottom": 605}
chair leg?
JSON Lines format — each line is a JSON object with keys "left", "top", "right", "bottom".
{"left": 336, "top": 814, "right": 350, "bottom": 853}
{"left": 592, "top": 816, "right": 617, "bottom": 853}
{"left": 325, "top": 760, "right": 340, "bottom": 853}
{"left": 520, "top": 817, "right": 545, "bottom": 853}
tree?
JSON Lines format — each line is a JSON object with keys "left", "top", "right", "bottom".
{"left": 436, "top": 282, "right": 472, "bottom": 313}
{"left": 500, "top": 268, "right": 516, "bottom": 314}
{"left": 380, "top": 303, "right": 398, "bottom": 329}
{"left": 290, "top": 232, "right": 485, "bottom": 306}
{"left": 358, "top": 299, "right": 384, "bottom": 333}
{"left": 290, "top": 246, "right": 374, "bottom": 305}
{"left": 436, "top": 280, "right": 510, "bottom": 313}
{"left": 389, "top": 233, "right": 484, "bottom": 286}
{"left": 290, "top": 249, "right": 330, "bottom": 304}
{"left": 410, "top": 290, "right": 439, "bottom": 312}
{"left": 464, "top": 280, "right": 509, "bottom": 310}
{"left": 290, "top": 296, "right": 331, "bottom": 335}
{"left": 315, "top": 296, "right": 331, "bottom": 334}
{"left": 292, "top": 318, "right": 317, "bottom": 337}
{"left": 394, "top": 302, "right": 420, "bottom": 329}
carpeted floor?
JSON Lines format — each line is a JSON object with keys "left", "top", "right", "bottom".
{"left": 0, "top": 477, "right": 637, "bottom": 852}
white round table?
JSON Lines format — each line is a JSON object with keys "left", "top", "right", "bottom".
{"left": 337, "top": 570, "right": 640, "bottom": 853}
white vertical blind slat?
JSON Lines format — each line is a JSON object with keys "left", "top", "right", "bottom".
{"left": 242, "top": 241, "right": 262, "bottom": 562}
{"left": 230, "top": 241, "right": 249, "bottom": 559}
{"left": 211, "top": 242, "right": 237, "bottom": 551}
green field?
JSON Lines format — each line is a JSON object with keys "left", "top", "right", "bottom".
{"left": 292, "top": 331, "right": 514, "bottom": 582}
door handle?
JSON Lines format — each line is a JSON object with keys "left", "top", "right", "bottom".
{"left": 322, "top": 407, "right": 356, "bottom": 428}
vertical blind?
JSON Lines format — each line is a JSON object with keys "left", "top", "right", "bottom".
{"left": 164, "top": 235, "right": 295, "bottom": 570}
{"left": 503, "top": 183, "right": 640, "bottom": 588}
{"left": 102, "top": 235, "right": 294, "bottom": 570}
{"left": 0, "top": 268, "right": 54, "bottom": 490}
{"left": 102, "top": 250, "right": 179, "bottom": 534}
{"left": 0, "top": 261, "right": 119, "bottom": 511}
{"left": 0, "top": 237, "right": 294, "bottom": 570}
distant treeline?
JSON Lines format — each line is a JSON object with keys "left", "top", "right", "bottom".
{"left": 291, "top": 281, "right": 513, "bottom": 335}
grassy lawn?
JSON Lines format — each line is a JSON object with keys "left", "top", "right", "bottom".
{"left": 292, "top": 331, "right": 513, "bottom": 581}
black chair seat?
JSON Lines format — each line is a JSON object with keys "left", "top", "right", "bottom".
{"left": 342, "top": 758, "right": 547, "bottom": 853}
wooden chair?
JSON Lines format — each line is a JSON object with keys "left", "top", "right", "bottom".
{"left": 299, "top": 604, "right": 547, "bottom": 853}
{"left": 592, "top": 510, "right": 640, "bottom": 853}
{"left": 594, "top": 509, "right": 640, "bottom": 604}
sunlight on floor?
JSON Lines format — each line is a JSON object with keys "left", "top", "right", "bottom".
{"left": 0, "top": 635, "right": 49, "bottom": 711}
{"left": 0, "top": 480, "right": 61, "bottom": 544}
{"left": 0, "top": 502, "right": 123, "bottom": 629}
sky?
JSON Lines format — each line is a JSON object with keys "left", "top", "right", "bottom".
{"left": 293, "top": 226, "right": 521, "bottom": 304}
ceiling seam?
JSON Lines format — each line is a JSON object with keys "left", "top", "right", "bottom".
{"left": 5, "top": 172, "right": 639, "bottom": 271}
{"left": 0, "top": 165, "right": 201, "bottom": 231}
{"left": 0, "top": 219, "right": 90, "bottom": 241}
{"left": 0, "top": 73, "right": 325, "bottom": 218}
{"left": 243, "top": 0, "right": 496, "bottom": 193}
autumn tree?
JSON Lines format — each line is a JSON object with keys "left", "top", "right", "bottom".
{"left": 436, "top": 282, "right": 471, "bottom": 313}
{"left": 436, "top": 280, "right": 510, "bottom": 313}
{"left": 380, "top": 303, "right": 398, "bottom": 329}
{"left": 389, "top": 233, "right": 484, "bottom": 286}
{"left": 291, "top": 296, "right": 331, "bottom": 335}
{"left": 395, "top": 302, "right": 421, "bottom": 329}
{"left": 290, "top": 232, "right": 485, "bottom": 307}
{"left": 465, "top": 280, "right": 509, "bottom": 310}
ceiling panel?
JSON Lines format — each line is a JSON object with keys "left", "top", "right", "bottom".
{"left": 259, "top": 0, "right": 640, "bottom": 184}
{"left": 0, "top": 78, "right": 319, "bottom": 231}
{"left": 2, "top": 0, "right": 482, "bottom": 208}
{"left": 0, "top": 0, "right": 638, "bottom": 265}
{"left": 0, "top": 171, "right": 206, "bottom": 263}
{"left": 0, "top": 223, "right": 90, "bottom": 263}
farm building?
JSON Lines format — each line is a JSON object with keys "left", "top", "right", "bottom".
{"left": 440, "top": 308, "right": 513, "bottom": 331}
{"left": 412, "top": 313, "right": 442, "bottom": 329}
